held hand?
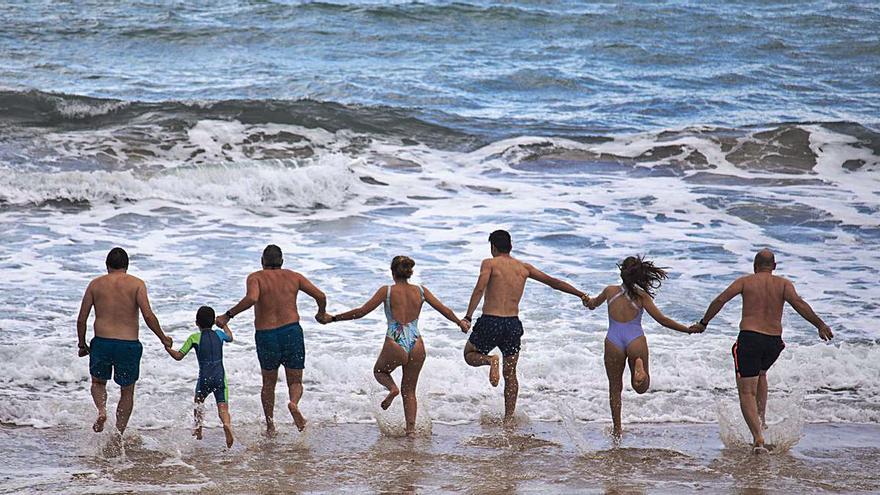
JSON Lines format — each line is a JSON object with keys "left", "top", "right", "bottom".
{"left": 316, "top": 312, "right": 332, "bottom": 324}
{"left": 78, "top": 344, "right": 90, "bottom": 357}
{"left": 457, "top": 319, "right": 469, "bottom": 333}
{"left": 688, "top": 323, "right": 706, "bottom": 334}
{"left": 580, "top": 294, "right": 591, "bottom": 309}
{"left": 215, "top": 314, "right": 231, "bottom": 327}
{"left": 161, "top": 334, "right": 173, "bottom": 348}
{"left": 819, "top": 325, "right": 833, "bottom": 341}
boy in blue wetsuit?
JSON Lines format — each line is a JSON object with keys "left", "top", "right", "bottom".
{"left": 165, "top": 306, "right": 235, "bottom": 448}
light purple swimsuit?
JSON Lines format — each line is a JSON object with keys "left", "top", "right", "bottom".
{"left": 606, "top": 285, "right": 645, "bottom": 351}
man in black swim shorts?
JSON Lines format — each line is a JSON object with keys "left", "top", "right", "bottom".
{"left": 462, "top": 230, "right": 589, "bottom": 424}
{"left": 691, "top": 249, "right": 833, "bottom": 452}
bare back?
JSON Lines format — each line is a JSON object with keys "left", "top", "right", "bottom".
{"left": 739, "top": 272, "right": 787, "bottom": 335}
{"left": 89, "top": 273, "right": 145, "bottom": 341}
{"left": 482, "top": 256, "right": 530, "bottom": 317}
{"left": 251, "top": 268, "right": 305, "bottom": 330}
{"left": 387, "top": 283, "right": 424, "bottom": 324}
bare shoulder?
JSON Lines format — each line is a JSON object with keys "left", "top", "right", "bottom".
{"left": 285, "top": 269, "right": 304, "bottom": 282}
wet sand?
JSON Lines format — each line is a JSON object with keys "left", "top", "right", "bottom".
{"left": 2, "top": 421, "right": 878, "bottom": 494}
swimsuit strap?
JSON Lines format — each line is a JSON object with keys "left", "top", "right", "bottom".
{"left": 610, "top": 285, "right": 641, "bottom": 311}
{"left": 418, "top": 285, "right": 425, "bottom": 304}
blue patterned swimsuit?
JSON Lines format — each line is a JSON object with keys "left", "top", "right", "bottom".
{"left": 384, "top": 285, "right": 424, "bottom": 353}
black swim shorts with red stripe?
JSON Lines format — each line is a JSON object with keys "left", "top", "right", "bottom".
{"left": 732, "top": 330, "right": 785, "bottom": 378}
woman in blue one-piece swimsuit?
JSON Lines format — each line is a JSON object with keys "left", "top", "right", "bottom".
{"left": 325, "top": 256, "right": 468, "bottom": 436}
{"left": 584, "top": 255, "right": 695, "bottom": 439}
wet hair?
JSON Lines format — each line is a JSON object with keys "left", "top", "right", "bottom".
{"left": 489, "top": 230, "right": 512, "bottom": 254}
{"left": 196, "top": 306, "right": 215, "bottom": 329}
{"left": 754, "top": 249, "right": 776, "bottom": 269}
{"left": 262, "top": 244, "right": 283, "bottom": 268}
{"left": 618, "top": 255, "right": 668, "bottom": 299}
{"left": 105, "top": 247, "right": 129, "bottom": 270}
{"left": 391, "top": 255, "right": 415, "bottom": 280}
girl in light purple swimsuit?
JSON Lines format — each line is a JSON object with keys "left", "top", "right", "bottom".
{"left": 584, "top": 255, "right": 694, "bottom": 439}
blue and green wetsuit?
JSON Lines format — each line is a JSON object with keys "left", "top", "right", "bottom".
{"left": 179, "top": 327, "right": 232, "bottom": 404}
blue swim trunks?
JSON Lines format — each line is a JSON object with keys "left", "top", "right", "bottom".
{"left": 255, "top": 322, "right": 305, "bottom": 371}
{"left": 468, "top": 315, "right": 524, "bottom": 357}
{"left": 89, "top": 336, "right": 143, "bottom": 387}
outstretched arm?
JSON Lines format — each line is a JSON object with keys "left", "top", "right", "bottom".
{"left": 784, "top": 280, "right": 833, "bottom": 341}
{"left": 136, "top": 282, "right": 172, "bottom": 347}
{"left": 586, "top": 286, "right": 610, "bottom": 310}
{"left": 641, "top": 294, "right": 692, "bottom": 333}
{"left": 166, "top": 334, "right": 196, "bottom": 361}
{"left": 694, "top": 277, "right": 744, "bottom": 331}
{"left": 330, "top": 288, "right": 385, "bottom": 322}
{"left": 76, "top": 282, "right": 94, "bottom": 356}
{"left": 525, "top": 263, "right": 588, "bottom": 299}
{"left": 217, "top": 274, "right": 260, "bottom": 326}
{"left": 423, "top": 287, "right": 468, "bottom": 332}
{"left": 464, "top": 259, "right": 492, "bottom": 320}
{"left": 298, "top": 274, "right": 328, "bottom": 319}
{"left": 218, "top": 322, "right": 234, "bottom": 343}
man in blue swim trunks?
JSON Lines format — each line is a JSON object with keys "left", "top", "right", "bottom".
{"left": 462, "top": 230, "right": 589, "bottom": 425}
{"left": 76, "top": 247, "right": 173, "bottom": 435}
{"left": 216, "top": 244, "right": 327, "bottom": 436}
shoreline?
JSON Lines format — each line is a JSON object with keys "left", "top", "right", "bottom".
{"left": 2, "top": 421, "right": 878, "bottom": 493}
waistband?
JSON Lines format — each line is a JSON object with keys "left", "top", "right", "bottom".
{"left": 92, "top": 336, "right": 141, "bottom": 344}
{"left": 739, "top": 330, "right": 783, "bottom": 340}
{"left": 256, "top": 322, "right": 302, "bottom": 334}
{"left": 479, "top": 315, "right": 521, "bottom": 321}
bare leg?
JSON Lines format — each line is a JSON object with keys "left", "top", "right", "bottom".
{"left": 501, "top": 353, "right": 519, "bottom": 425}
{"left": 757, "top": 372, "right": 769, "bottom": 429}
{"left": 116, "top": 384, "right": 135, "bottom": 436}
{"left": 375, "top": 338, "right": 408, "bottom": 410}
{"left": 736, "top": 375, "right": 766, "bottom": 450}
{"left": 193, "top": 396, "right": 205, "bottom": 440}
{"left": 464, "top": 342, "right": 500, "bottom": 387}
{"left": 604, "top": 339, "right": 627, "bottom": 439}
{"left": 284, "top": 368, "right": 307, "bottom": 431}
{"left": 400, "top": 339, "right": 426, "bottom": 436}
{"left": 625, "top": 336, "right": 650, "bottom": 394}
{"left": 90, "top": 376, "right": 108, "bottom": 433}
{"left": 260, "top": 369, "right": 278, "bottom": 437}
{"left": 218, "top": 403, "right": 234, "bottom": 448}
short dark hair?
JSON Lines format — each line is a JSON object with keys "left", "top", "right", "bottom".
{"left": 106, "top": 247, "right": 129, "bottom": 270}
{"left": 391, "top": 255, "right": 415, "bottom": 280}
{"left": 262, "top": 244, "right": 283, "bottom": 268}
{"left": 196, "top": 306, "right": 215, "bottom": 329}
{"left": 489, "top": 230, "right": 512, "bottom": 253}
{"left": 754, "top": 249, "right": 776, "bottom": 268}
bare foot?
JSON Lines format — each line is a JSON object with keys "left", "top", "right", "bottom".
{"left": 288, "top": 402, "right": 307, "bottom": 432}
{"left": 92, "top": 412, "right": 107, "bottom": 433}
{"left": 753, "top": 445, "right": 770, "bottom": 454}
{"left": 502, "top": 414, "right": 516, "bottom": 429}
{"left": 633, "top": 358, "right": 647, "bottom": 388}
{"left": 193, "top": 426, "right": 203, "bottom": 440}
{"left": 381, "top": 387, "right": 400, "bottom": 410}
{"left": 265, "top": 418, "right": 277, "bottom": 438}
{"left": 405, "top": 430, "right": 416, "bottom": 438}
{"left": 611, "top": 426, "right": 622, "bottom": 441}
{"left": 223, "top": 423, "right": 234, "bottom": 448}
{"left": 489, "top": 355, "right": 500, "bottom": 387}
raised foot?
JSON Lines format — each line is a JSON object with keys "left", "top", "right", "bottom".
{"left": 223, "top": 423, "right": 234, "bottom": 448}
{"left": 381, "top": 388, "right": 400, "bottom": 410}
{"left": 633, "top": 358, "right": 647, "bottom": 387}
{"left": 489, "top": 355, "right": 501, "bottom": 387}
{"left": 92, "top": 412, "right": 107, "bottom": 433}
{"left": 193, "top": 426, "right": 203, "bottom": 440}
{"left": 288, "top": 402, "right": 307, "bottom": 432}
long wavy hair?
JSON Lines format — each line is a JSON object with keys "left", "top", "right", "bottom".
{"left": 618, "top": 255, "right": 668, "bottom": 298}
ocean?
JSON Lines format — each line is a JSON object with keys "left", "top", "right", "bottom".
{"left": 1, "top": 1, "right": 879, "bottom": 493}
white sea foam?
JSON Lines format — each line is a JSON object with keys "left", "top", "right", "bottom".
{"left": 0, "top": 122, "right": 878, "bottom": 434}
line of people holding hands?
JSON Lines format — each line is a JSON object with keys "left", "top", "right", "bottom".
{"left": 77, "top": 230, "right": 832, "bottom": 452}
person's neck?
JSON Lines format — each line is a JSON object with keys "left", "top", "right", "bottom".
{"left": 107, "top": 268, "right": 127, "bottom": 274}
{"left": 494, "top": 253, "right": 511, "bottom": 259}
{"left": 755, "top": 268, "right": 773, "bottom": 274}
{"left": 263, "top": 266, "right": 281, "bottom": 270}
{"left": 393, "top": 279, "right": 409, "bottom": 285}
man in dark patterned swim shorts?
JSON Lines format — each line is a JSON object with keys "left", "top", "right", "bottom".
{"left": 461, "top": 230, "right": 589, "bottom": 425}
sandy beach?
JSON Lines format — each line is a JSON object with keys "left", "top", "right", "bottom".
{"left": 3, "top": 421, "right": 879, "bottom": 494}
